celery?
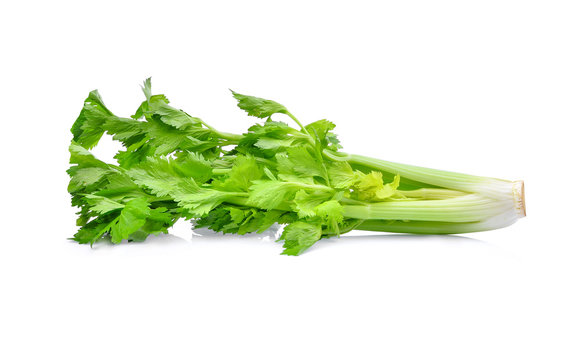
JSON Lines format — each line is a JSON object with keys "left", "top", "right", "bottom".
{"left": 67, "top": 79, "right": 525, "bottom": 255}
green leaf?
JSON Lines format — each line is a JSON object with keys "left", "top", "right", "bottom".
{"left": 235, "top": 120, "right": 301, "bottom": 158}
{"left": 175, "top": 187, "right": 236, "bottom": 218}
{"left": 150, "top": 101, "right": 203, "bottom": 130}
{"left": 280, "top": 221, "right": 322, "bottom": 256}
{"left": 127, "top": 157, "right": 181, "bottom": 197}
{"left": 274, "top": 153, "right": 315, "bottom": 184}
{"left": 172, "top": 151, "right": 213, "bottom": 184}
{"left": 246, "top": 120, "right": 295, "bottom": 138}
{"left": 213, "top": 156, "right": 263, "bottom": 192}
{"left": 256, "top": 210, "right": 285, "bottom": 233}
{"left": 139, "top": 78, "right": 203, "bottom": 130}
{"left": 71, "top": 217, "right": 113, "bottom": 245}
{"left": 104, "top": 117, "right": 146, "bottom": 146}
{"left": 231, "top": 90, "right": 288, "bottom": 118}
{"left": 285, "top": 147, "right": 327, "bottom": 181}
{"left": 328, "top": 161, "right": 355, "bottom": 189}
{"left": 110, "top": 198, "right": 151, "bottom": 244}
{"left": 254, "top": 137, "right": 295, "bottom": 150}
{"left": 248, "top": 180, "right": 302, "bottom": 210}
{"left": 314, "top": 200, "right": 344, "bottom": 235}
{"left": 68, "top": 142, "right": 110, "bottom": 169}
{"left": 375, "top": 174, "right": 401, "bottom": 200}
{"left": 353, "top": 170, "right": 384, "bottom": 201}
{"left": 292, "top": 190, "right": 333, "bottom": 218}
{"left": 228, "top": 207, "right": 247, "bottom": 224}
{"left": 83, "top": 194, "right": 125, "bottom": 214}
{"left": 68, "top": 167, "right": 111, "bottom": 192}
{"left": 326, "top": 132, "right": 342, "bottom": 151}
{"left": 71, "top": 90, "right": 118, "bottom": 149}
{"left": 352, "top": 171, "right": 402, "bottom": 201}
{"left": 97, "top": 172, "right": 142, "bottom": 197}
{"left": 194, "top": 207, "right": 236, "bottom": 233}
{"left": 142, "top": 77, "right": 154, "bottom": 101}
{"left": 305, "top": 119, "right": 335, "bottom": 147}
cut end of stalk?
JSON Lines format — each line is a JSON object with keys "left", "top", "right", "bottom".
{"left": 513, "top": 180, "right": 526, "bottom": 217}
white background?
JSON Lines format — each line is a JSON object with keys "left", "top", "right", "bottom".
{"left": 1, "top": 1, "right": 580, "bottom": 359}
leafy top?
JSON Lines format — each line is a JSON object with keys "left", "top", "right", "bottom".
{"left": 68, "top": 79, "right": 405, "bottom": 255}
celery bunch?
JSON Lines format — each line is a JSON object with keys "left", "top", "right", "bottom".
{"left": 68, "top": 79, "right": 525, "bottom": 255}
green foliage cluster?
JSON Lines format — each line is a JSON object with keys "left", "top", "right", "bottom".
{"left": 68, "top": 79, "right": 409, "bottom": 255}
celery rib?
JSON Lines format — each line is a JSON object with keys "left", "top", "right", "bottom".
{"left": 343, "top": 194, "right": 514, "bottom": 223}
{"left": 325, "top": 151, "right": 514, "bottom": 199}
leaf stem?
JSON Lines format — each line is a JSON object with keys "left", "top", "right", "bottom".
{"left": 285, "top": 111, "right": 308, "bottom": 133}
{"left": 215, "top": 131, "right": 244, "bottom": 142}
